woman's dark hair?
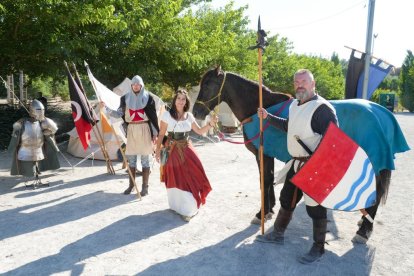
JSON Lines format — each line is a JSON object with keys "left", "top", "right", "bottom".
{"left": 169, "top": 88, "right": 191, "bottom": 120}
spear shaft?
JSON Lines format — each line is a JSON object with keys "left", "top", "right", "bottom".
{"left": 249, "top": 16, "right": 269, "bottom": 234}
{"left": 258, "top": 46, "right": 265, "bottom": 234}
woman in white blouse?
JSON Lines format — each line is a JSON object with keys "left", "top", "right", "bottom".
{"left": 155, "top": 89, "right": 217, "bottom": 221}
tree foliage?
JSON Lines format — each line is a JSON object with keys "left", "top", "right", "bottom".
{"left": 399, "top": 50, "right": 414, "bottom": 112}
{"left": 1, "top": 0, "right": 345, "bottom": 100}
{"left": 0, "top": 0, "right": 216, "bottom": 86}
{"left": 378, "top": 75, "right": 399, "bottom": 91}
{"left": 292, "top": 55, "right": 344, "bottom": 100}
{"left": 261, "top": 35, "right": 296, "bottom": 93}
{"left": 264, "top": 49, "right": 345, "bottom": 99}
{"left": 1, "top": 0, "right": 128, "bottom": 78}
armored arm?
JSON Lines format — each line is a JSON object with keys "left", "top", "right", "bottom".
{"left": 41, "top": 118, "right": 58, "bottom": 136}
{"left": 12, "top": 121, "right": 23, "bottom": 136}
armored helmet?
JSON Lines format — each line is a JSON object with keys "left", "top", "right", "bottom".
{"left": 29, "top": 99, "right": 45, "bottom": 121}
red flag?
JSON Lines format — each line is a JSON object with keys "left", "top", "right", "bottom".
{"left": 66, "top": 66, "right": 95, "bottom": 150}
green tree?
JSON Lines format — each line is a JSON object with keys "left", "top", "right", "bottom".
{"left": 0, "top": 0, "right": 129, "bottom": 79}
{"left": 155, "top": 2, "right": 257, "bottom": 89}
{"left": 0, "top": 0, "right": 345, "bottom": 101}
{"left": 293, "top": 55, "right": 345, "bottom": 100}
{"left": 264, "top": 51, "right": 344, "bottom": 99}
{"left": 1, "top": 0, "right": 257, "bottom": 93}
{"left": 261, "top": 35, "right": 296, "bottom": 93}
{"left": 399, "top": 50, "right": 414, "bottom": 112}
{"left": 378, "top": 75, "right": 400, "bottom": 91}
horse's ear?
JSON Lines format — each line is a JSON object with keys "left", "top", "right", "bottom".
{"left": 215, "top": 65, "right": 223, "bottom": 76}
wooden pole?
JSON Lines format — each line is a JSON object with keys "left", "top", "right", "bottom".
{"left": 71, "top": 62, "right": 115, "bottom": 174}
{"left": 249, "top": 17, "right": 268, "bottom": 234}
{"left": 258, "top": 46, "right": 265, "bottom": 235}
{"left": 344, "top": 45, "right": 391, "bottom": 65}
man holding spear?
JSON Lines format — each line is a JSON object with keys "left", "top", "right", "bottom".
{"left": 257, "top": 69, "right": 338, "bottom": 264}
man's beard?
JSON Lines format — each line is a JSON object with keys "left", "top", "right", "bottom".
{"left": 295, "top": 89, "right": 311, "bottom": 101}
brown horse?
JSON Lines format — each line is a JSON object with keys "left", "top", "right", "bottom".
{"left": 193, "top": 67, "right": 409, "bottom": 230}
{"left": 193, "top": 67, "right": 291, "bottom": 221}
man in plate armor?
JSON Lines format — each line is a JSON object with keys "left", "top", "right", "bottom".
{"left": 8, "top": 99, "right": 60, "bottom": 188}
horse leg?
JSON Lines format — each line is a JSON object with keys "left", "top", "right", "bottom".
{"left": 353, "top": 169, "right": 391, "bottom": 243}
{"left": 243, "top": 131, "right": 276, "bottom": 223}
{"left": 251, "top": 153, "right": 276, "bottom": 224}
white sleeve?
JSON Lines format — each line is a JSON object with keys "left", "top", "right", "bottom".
{"left": 161, "top": 110, "right": 170, "bottom": 123}
{"left": 187, "top": 112, "right": 196, "bottom": 124}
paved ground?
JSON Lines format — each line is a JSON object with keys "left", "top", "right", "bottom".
{"left": 0, "top": 112, "right": 413, "bottom": 275}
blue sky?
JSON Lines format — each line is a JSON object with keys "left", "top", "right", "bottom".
{"left": 210, "top": 0, "right": 413, "bottom": 67}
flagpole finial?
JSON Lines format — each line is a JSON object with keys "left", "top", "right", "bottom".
{"left": 248, "top": 16, "right": 269, "bottom": 51}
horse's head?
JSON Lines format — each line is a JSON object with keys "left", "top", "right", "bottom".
{"left": 193, "top": 66, "right": 226, "bottom": 120}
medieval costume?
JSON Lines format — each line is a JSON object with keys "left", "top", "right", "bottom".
{"left": 160, "top": 111, "right": 212, "bottom": 220}
{"left": 106, "top": 75, "right": 159, "bottom": 195}
{"left": 8, "top": 100, "right": 60, "bottom": 186}
{"left": 259, "top": 94, "right": 338, "bottom": 264}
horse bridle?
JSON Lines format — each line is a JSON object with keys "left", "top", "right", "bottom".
{"left": 196, "top": 72, "right": 227, "bottom": 115}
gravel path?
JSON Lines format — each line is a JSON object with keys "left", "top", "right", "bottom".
{"left": 0, "top": 113, "right": 413, "bottom": 275}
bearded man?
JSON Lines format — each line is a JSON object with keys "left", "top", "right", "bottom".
{"left": 257, "top": 69, "right": 338, "bottom": 264}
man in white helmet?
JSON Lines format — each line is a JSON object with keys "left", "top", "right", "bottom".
{"left": 8, "top": 99, "right": 60, "bottom": 187}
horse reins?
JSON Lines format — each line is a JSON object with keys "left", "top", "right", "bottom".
{"left": 195, "top": 72, "right": 292, "bottom": 145}
{"left": 195, "top": 72, "right": 227, "bottom": 117}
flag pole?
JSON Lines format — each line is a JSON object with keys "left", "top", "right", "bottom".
{"left": 249, "top": 16, "right": 269, "bottom": 234}
{"left": 71, "top": 62, "right": 115, "bottom": 174}
{"left": 65, "top": 61, "right": 111, "bottom": 172}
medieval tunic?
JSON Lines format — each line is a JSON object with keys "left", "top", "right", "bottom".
{"left": 123, "top": 92, "right": 153, "bottom": 155}
{"left": 160, "top": 111, "right": 212, "bottom": 217}
{"left": 109, "top": 89, "right": 159, "bottom": 156}
{"left": 273, "top": 96, "right": 337, "bottom": 206}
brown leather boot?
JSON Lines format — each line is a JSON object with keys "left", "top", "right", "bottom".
{"left": 298, "top": 219, "right": 327, "bottom": 264}
{"left": 124, "top": 166, "right": 136, "bottom": 194}
{"left": 256, "top": 208, "right": 293, "bottom": 244}
{"left": 140, "top": 168, "right": 150, "bottom": 196}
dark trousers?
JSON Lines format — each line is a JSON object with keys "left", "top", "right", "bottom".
{"left": 279, "top": 164, "right": 327, "bottom": 220}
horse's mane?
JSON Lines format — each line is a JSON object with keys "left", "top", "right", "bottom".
{"left": 199, "top": 68, "right": 292, "bottom": 107}
{"left": 226, "top": 72, "right": 292, "bottom": 98}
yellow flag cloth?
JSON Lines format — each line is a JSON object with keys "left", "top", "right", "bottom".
{"left": 100, "top": 111, "right": 112, "bottom": 133}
